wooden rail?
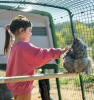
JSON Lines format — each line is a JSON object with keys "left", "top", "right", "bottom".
{"left": 0, "top": 73, "right": 80, "bottom": 84}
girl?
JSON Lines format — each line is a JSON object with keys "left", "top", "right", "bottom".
{"left": 4, "top": 15, "right": 71, "bottom": 100}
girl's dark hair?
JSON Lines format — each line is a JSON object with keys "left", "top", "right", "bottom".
{"left": 4, "top": 15, "right": 31, "bottom": 56}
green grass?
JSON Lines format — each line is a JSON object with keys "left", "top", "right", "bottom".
{"left": 73, "top": 75, "right": 94, "bottom": 85}
{"left": 59, "top": 78, "right": 69, "bottom": 84}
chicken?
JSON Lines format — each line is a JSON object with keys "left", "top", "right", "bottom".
{"left": 63, "top": 38, "right": 92, "bottom": 74}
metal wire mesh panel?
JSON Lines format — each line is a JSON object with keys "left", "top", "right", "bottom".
{"left": 54, "top": 9, "right": 84, "bottom": 100}
{"left": 54, "top": 1, "right": 94, "bottom": 100}
{"left": 59, "top": 77, "right": 82, "bottom": 100}
{"left": 55, "top": 12, "right": 72, "bottom": 48}
{"left": 71, "top": 4, "right": 94, "bottom": 100}
{"left": 82, "top": 75, "right": 94, "bottom": 100}
{"left": 72, "top": 7, "right": 94, "bottom": 63}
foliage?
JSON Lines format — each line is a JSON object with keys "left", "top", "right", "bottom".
{"left": 59, "top": 78, "right": 69, "bottom": 84}
{"left": 73, "top": 75, "right": 94, "bottom": 85}
{"left": 73, "top": 77, "right": 80, "bottom": 85}
{"left": 82, "top": 75, "right": 94, "bottom": 83}
{"left": 55, "top": 21, "right": 94, "bottom": 61}
{"left": 59, "top": 75, "right": 94, "bottom": 85}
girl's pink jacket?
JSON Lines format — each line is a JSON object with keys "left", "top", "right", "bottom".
{"left": 6, "top": 41, "right": 62, "bottom": 96}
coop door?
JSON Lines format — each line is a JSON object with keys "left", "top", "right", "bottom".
{"left": 0, "top": 27, "right": 5, "bottom": 55}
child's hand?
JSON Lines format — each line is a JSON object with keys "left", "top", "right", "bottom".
{"left": 61, "top": 47, "right": 72, "bottom": 54}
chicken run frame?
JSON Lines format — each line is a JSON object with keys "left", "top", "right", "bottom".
{"left": 0, "top": 0, "right": 94, "bottom": 100}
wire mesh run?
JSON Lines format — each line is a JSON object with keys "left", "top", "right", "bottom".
{"left": 0, "top": 0, "right": 94, "bottom": 100}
